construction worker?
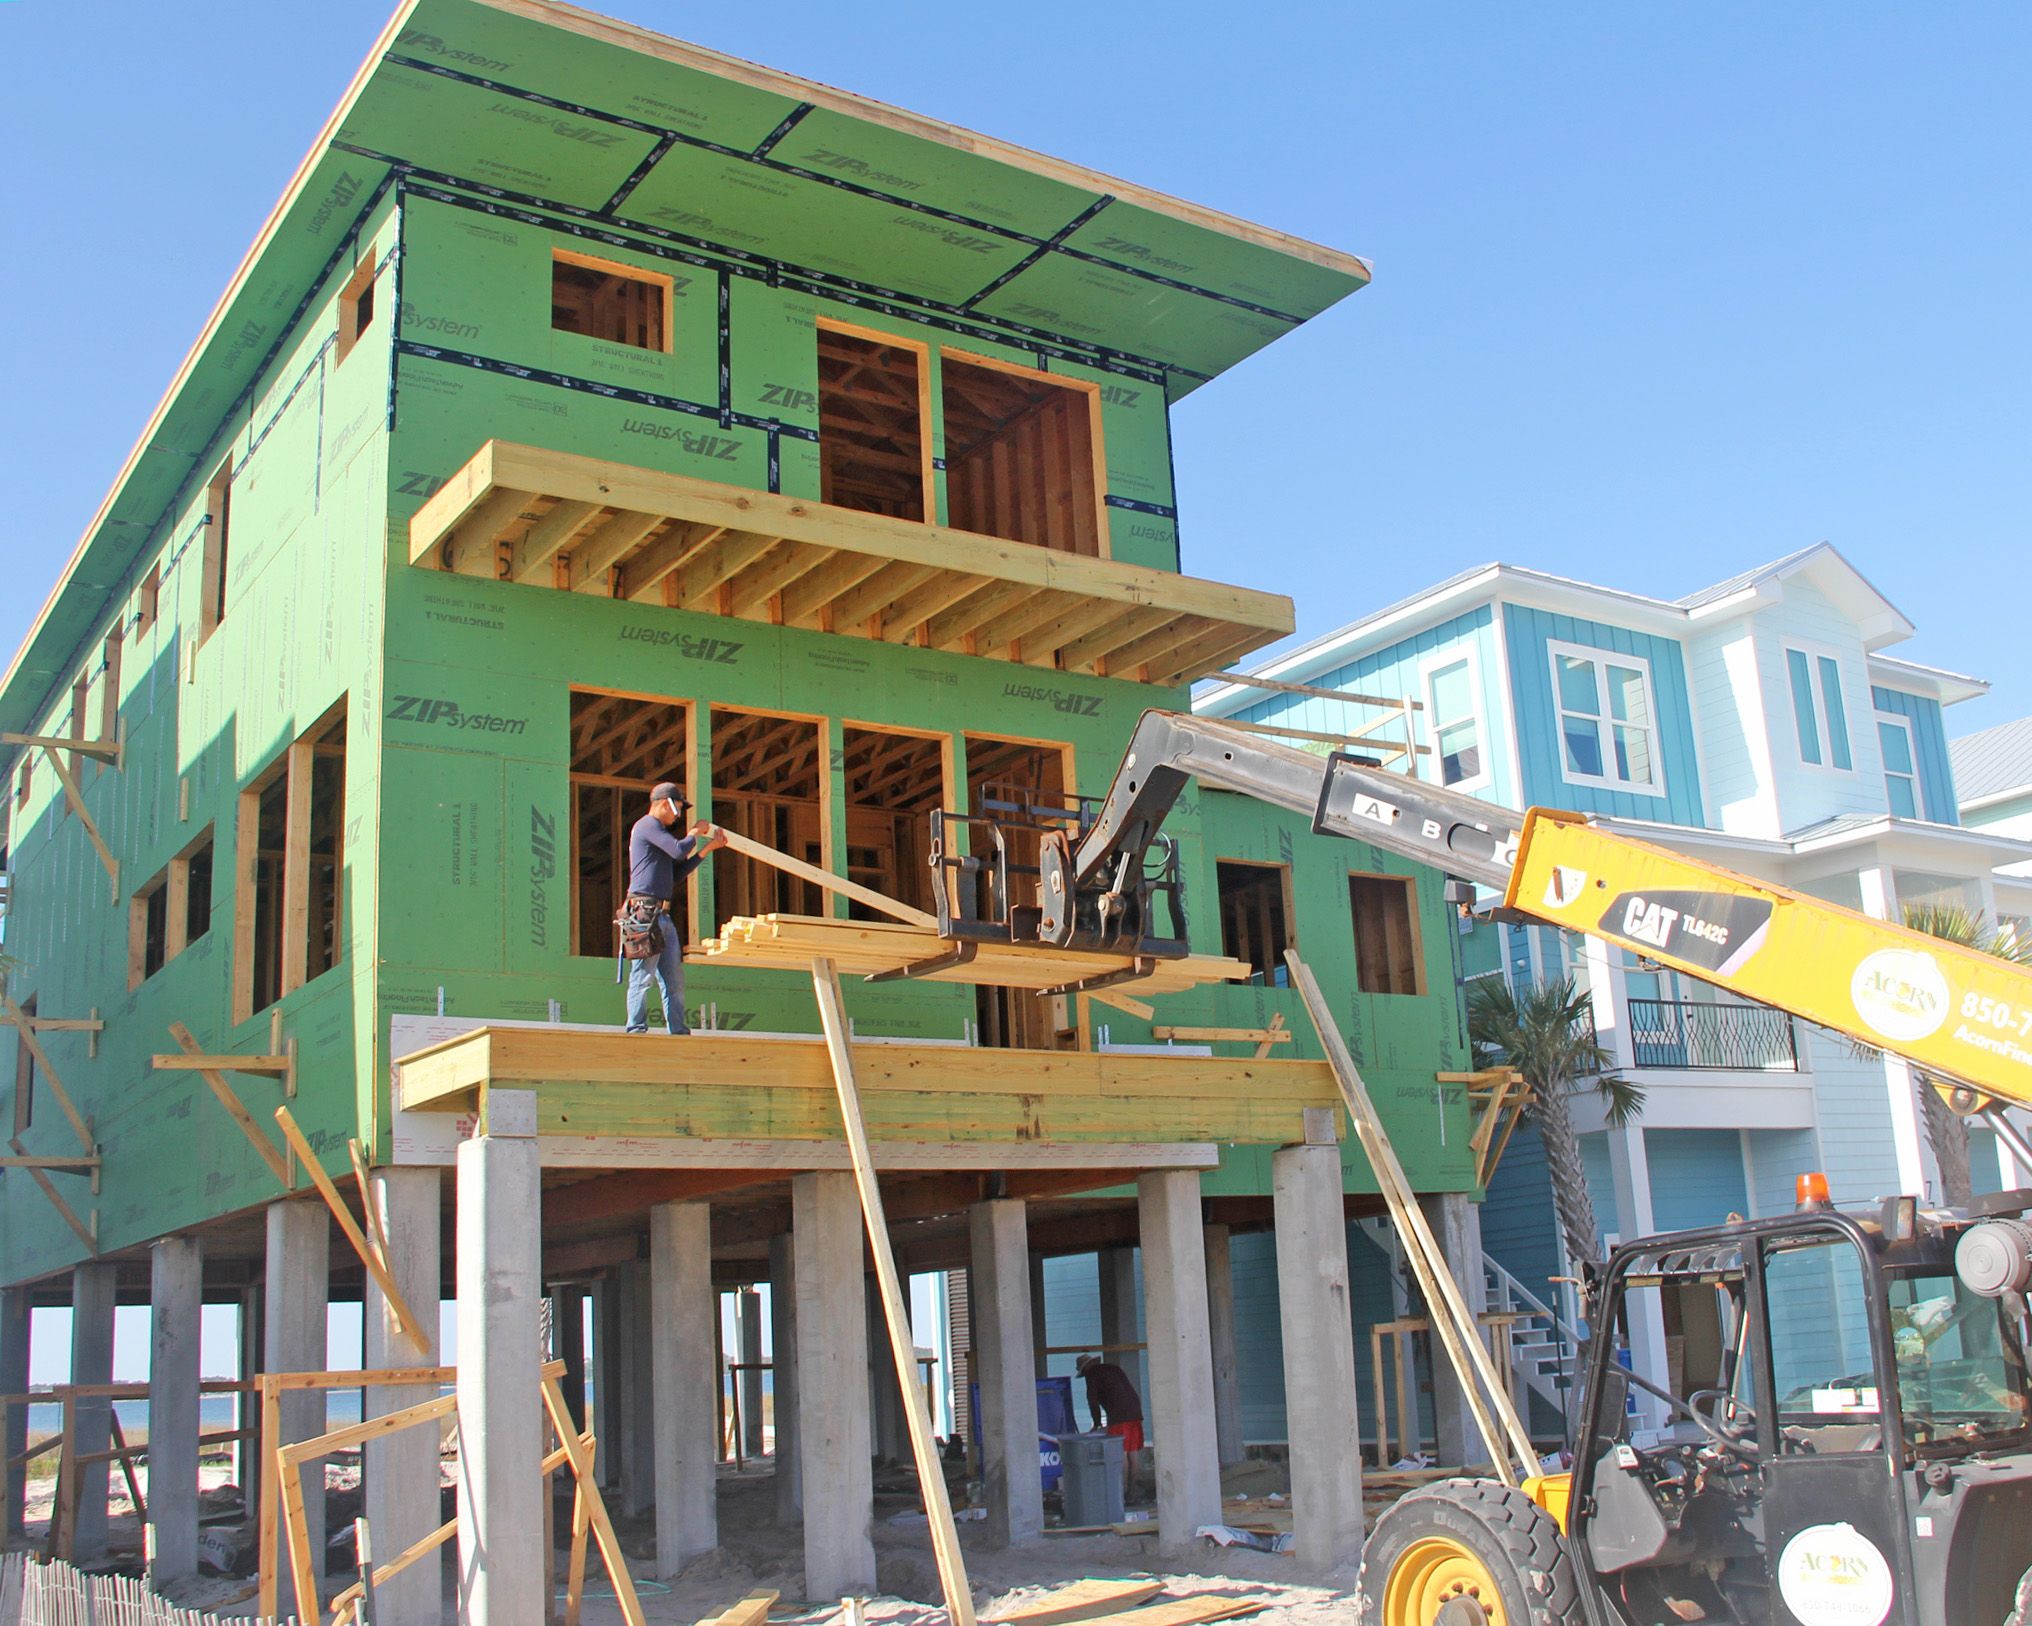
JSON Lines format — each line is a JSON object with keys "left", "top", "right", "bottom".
{"left": 1076, "top": 1353, "right": 1144, "bottom": 1502}
{"left": 622, "top": 782, "right": 725, "bottom": 1035}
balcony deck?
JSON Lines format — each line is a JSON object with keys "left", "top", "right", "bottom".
{"left": 393, "top": 1026, "right": 1340, "bottom": 1149}
{"left": 407, "top": 441, "right": 1293, "bottom": 685}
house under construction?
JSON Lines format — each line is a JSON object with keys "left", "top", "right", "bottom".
{"left": 0, "top": 3, "right": 1506, "bottom": 1620}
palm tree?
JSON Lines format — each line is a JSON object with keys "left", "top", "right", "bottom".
{"left": 1468, "top": 977, "right": 1644, "bottom": 1271}
{"left": 1891, "top": 904, "right": 2032, "bottom": 1208}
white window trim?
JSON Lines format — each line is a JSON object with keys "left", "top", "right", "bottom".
{"left": 1418, "top": 646, "right": 1492, "bottom": 794}
{"left": 1876, "top": 710, "right": 1920, "bottom": 820}
{"left": 1546, "top": 638, "right": 1666, "bottom": 796}
{"left": 1782, "top": 639, "right": 1857, "bottom": 777}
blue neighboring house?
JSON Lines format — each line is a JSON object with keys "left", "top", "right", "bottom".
{"left": 1199, "top": 544, "right": 2032, "bottom": 1413}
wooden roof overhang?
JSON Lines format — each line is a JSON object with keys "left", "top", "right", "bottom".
{"left": 394, "top": 1027, "right": 1341, "bottom": 1148}
{"left": 408, "top": 440, "right": 1295, "bottom": 685}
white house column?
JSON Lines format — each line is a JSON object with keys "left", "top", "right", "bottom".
{"left": 1605, "top": 1127, "right": 1669, "bottom": 1427}
{"left": 365, "top": 1168, "right": 442, "bottom": 1626}
{"left": 968, "top": 1197, "right": 1043, "bottom": 1546}
{"left": 265, "top": 1200, "right": 330, "bottom": 1595}
{"left": 454, "top": 1091, "right": 544, "bottom": 1626}
{"left": 1135, "top": 1171, "right": 1221, "bottom": 1553}
{"left": 68, "top": 1263, "right": 117, "bottom": 1562}
{"left": 793, "top": 1171, "right": 875, "bottom": 1598}
{"left": 650, "top": 1200, "right": 717, "bottom": 1576}
{"left": 1272, "top": 1141, "right": 1364, "bottom": 1569}
{"left": 147, "top": 1236, "right": 203, "bottom": 1586}
{"left": 1859, "top": 865, "right": 1937, "bottom": 1199}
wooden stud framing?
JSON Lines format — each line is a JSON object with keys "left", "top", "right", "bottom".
{"left": 940, "top": 345, "right": 1110, "bottom": 561}
{"left": 553, "top": 247, "right": 676, "bottom": 355}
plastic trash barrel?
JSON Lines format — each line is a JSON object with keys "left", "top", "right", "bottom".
{"left": 1056, "top": 1430, "right": 1124, "bottom": 1527}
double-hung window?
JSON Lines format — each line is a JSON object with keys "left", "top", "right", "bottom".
{"left": 1422, "top": 654, "right": 1486, "bottom": 790}
{"left": 1548, "top": 641, "right": 1661, "bottom": 793}
{"left": 1877, "top": 714, "right": 1920, "bottom": 817}
{"left": 1786, "top": 647, "right": 1853, "bottom": 770}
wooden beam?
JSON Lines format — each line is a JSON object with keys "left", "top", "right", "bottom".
{"left": 541, "top": 1167, "right": 777, "bottom": 1227}
{"left": 510, "top": 498, "right": 603, "bottom": 584}
{"left": 0, "top": 1155, "right": 99, "bottom": 1170}
{"left": 273, "top": 1107, "right": 432, "bottom": 1357}
{"left": 444, "top": 485, "right": 533, "bottom": 575}
{"left": 167, "top": 1022, "right": 290, "bottom": 1189}
{"left": 698, "top": 1590, "right": 780, "bottom": 1626}
{"left": 985, "top": 1580, "right": 1164, "bottom": 1626}
{"left": 0, "top": 733, "right": 120, "bottom": 766}
{"left": 1151, "top": 1026, "right": 1292, "bottom": 1045}
{"left": 279, "top": 737, "right": 314, "bottom": 997}
{"left": 2, "top": 993, "right": 94, "bottom": 1154}
{"left": 149, "top": 1053, "right": 291, "bottom": 1073}
{"left": 0, "top": 1014, "right": 104, "bottom": 1034}
{"left": 567, "top": 509, "right": 667, "bottom": 594}
{"left": 714, "top": 826, "right": 936, "bottom": 929}
{"left": 810, "top": 957, "right": 976, "bottom": 1626}
{"left": 7, "top": 1137, "right": 95, "bottom": 1254}
{"left": 36, "top": 747, "right": 117, "bottom": 898}
{"left": 1204, "top": 670, "right": 1423, "bottom": 713}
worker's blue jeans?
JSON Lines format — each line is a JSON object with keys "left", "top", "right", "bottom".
{"left": 625, "top": 914, "right": 688, "bottom": 1034}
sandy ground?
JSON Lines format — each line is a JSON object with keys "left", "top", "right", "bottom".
{"left": 26, "top": 1456, "right": 1384, "bottom": 1626}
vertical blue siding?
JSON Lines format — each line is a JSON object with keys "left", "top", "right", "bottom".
{"left": 1870, "top": 686, "right": 1957, "bottom": 824}
{"left": 1227, "top": 607, "right": 1511, "bottom": 803}
{"left": 1644, "top": 1129, "right": 1750, "bottom": 1233}
{"left": 1502, "top": 604, "right": 1705, "bottom": 825}
{"left": 1581, "top": 1133, "right": 1618, "bottom": 1247}
{"left": 1480, "top": 1121, "right": 1563, "bottom": 1300}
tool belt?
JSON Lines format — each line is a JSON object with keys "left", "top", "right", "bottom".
{"left": 616, "top": 893, "right": 669, "bottom": 961}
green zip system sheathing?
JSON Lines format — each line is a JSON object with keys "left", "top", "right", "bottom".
{"left": 0, "top": 0, "right": 1425, "bottom": 1288}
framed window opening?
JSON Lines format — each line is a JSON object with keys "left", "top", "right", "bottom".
{"left": 552, "top": 248, "right": 672, "bottom": 353}
{"left": 336, "top": 260, "right": 378, "bottom": 365}
{"left": 1420, "top": 648, "right": 1488, "bottom": 791}
{"left": 1786, "top": 645, "right": 1853, "bottom": 771}
{"left": 1216, "top": 860, "right": 1295, "bottom": 987}
{"left": 1547, "top": 639, "right": 1662, "bottom": 794}
{"left": 963, "top": 733, "right": 1078, "bottom": 1050}
{"left": 841, "top": 723, "right": 953, "bottom": 922}
{"left": 816, "top": 321, "right": 932, "bottom": 522}
{"left": 135, "top": 566, "right": 160, "bottom": 637}
{"left": 1349, "top": 871, "right": 1424, "bottom": 996}
{"left": 567, "top": 688, "right": 694, "bottom": 955}
{"left": 199, "top": 462, "right": 232, "bottom": 647}
{"left": 1877, "top": 713, "right": 1920, "bottom": 819}
{"left": 711, "top": 706, "right": 828, "bottom": 936}
{"left": 233, "top": 699, "right": 346, "bottom": 1024}
{"left": 940, "top": 348, "right": 1107, "bottom": 558}
{"left": 130, "top": 874, "right": 170, "bottom": 989}
{"left": 96, "top": 629, "right": 122, "bottom": 773}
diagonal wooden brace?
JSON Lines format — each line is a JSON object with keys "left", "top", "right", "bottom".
{"left": 166, "top": 1023, "right": 290, "bottom": 1187}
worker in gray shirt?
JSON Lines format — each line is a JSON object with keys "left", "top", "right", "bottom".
{"left": 623, "top": 781, "right": 726, "bottom": 1034}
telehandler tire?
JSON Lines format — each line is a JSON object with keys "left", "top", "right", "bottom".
{"left": 1356, "top": 1477, "right": 1580, "bottom": 1626}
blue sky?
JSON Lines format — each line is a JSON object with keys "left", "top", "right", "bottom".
{"left": 2, "top": 3, "right": 2027, "bottom": 726}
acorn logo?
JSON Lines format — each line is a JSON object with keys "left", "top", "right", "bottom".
{"left": 1851, "top": 948, "right": 1950, "bottom": 1044}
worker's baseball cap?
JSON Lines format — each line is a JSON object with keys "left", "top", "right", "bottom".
{"left": 651, "top": 782, "right": 687, "bottom": 809}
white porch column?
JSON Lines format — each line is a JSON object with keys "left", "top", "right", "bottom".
{"left": 1202, "top": 1223, "right": 1244, "bottom": 1467}
{"left": 650, "top": 1200, "right": 718, "bottom": 1576}
{"left": 1859, "top": 865, "right": 1936, "bottom": 1199}
{"left": 265, "top": 1199, "right": 330, "bottom": 1596}
{"left": 768, "top": 1232, "right": 801, "bottom": 1522}
{"left": 147, "top": 1236, "right": 203, "bottom": 1586}
{"left": 454, "top": 1092, "right": 544, "bottom": 1626}
{"left": 1135, "top": 1170, "right": 1221, "bottom": 1554}
{"left": 793, "top": 1171, "right": 875, "bottom": 1598}
{"left": 969, "top": 1197, "right": 1043, "bottom": 1546}
{"left": 68, "top": 1263, "right": 117, "bottom": 1563}
{"left": 365, "top": 1168, "right": 442, "bottom": 1626}
{"left": 1581, "top": 935, "right": 1635, "bottom": 1072}
{"left": 1273, "top": 1141, "right": 1364, "bottom": 1570}
{"left": 1420, "top": 1193, "right": 1489, "bottom": 1468}
{"left": 1605, "top": 1126, "right": 1669, "bottom": 1427}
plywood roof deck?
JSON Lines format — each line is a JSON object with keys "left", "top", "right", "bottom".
{"left": 409, "top": 440, "right": 1294, "bottom": 684}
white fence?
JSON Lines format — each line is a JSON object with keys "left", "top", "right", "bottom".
{"left": 0, "top": 1552, "right": 291, "bottom": 1626}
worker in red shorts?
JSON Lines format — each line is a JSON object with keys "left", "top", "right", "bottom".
{"left": 1077, "top": 1353, "right": 1144, "bottom": 1503}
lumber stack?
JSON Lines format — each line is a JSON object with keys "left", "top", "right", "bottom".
{"left": 695, "top": 914, "right": 1252, "bottom": 994}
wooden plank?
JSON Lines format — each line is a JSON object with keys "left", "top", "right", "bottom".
{"left": 724, "top": 542, "right": 827, "bottom": 619}
{"left": 810, "top": 957, "right": 976, "bottom": 1626}
{"left": 168, "top": 1023, "right": 291, "bottom": 1188}
{"left": 280, "top": 737, "right": 315, "bottom": 997}
{"left": 1, "top": 994, "right": 94, "bottom": 1153}
{"left": 699, "top": 1588, "right": 781, "bottom": 1626}
{"left": 349, "top": 1138, "right": 395, "bottom": 1269}
{"left": 279, "top": 1449, "right": 319, "bottom": 1624}
{"left": 1076, "top": 1596, "right": 1268, "bottom": 1626}
{"left": 1151, "top": 1026, "right": 1291, "bottom": 1045}
{"left": 444, "top": 484, "right": 533, "bottom": 575}
{"left": 0, "top": 1155, "right": 98, "bottom": 1170}
{"left": 563, "top": 1477, "right": 592, "bottom": 1626}
{"left": 1058, "top": 605, "right": 1175, "bottom": 672}
{"left": 567, "top": 509, "right": 667, "bottom": 593}
{"left": 878, "top": 571, "right": 994, "bottom": 642}
{"left": 1285, "top": 951, "right": 1536, "bottom": 1482}
{"left": 276, "top": 1391, "right": 456, "bottom": 1467}
{"left": 925, "top": 578, "right": 1030, "bottom": 648}
{"left": 1204, "top": 671, "right": 1422, "bottom": 713}
{"left": 7, "top": 1139, "right": 95, "bottom": 1253}
{"left": 510, "top": 498, "right": 603, "bottom": 583}
{"left": 1088, "top": 990, "right": 1155, "bottom": 1020}
{"left": 986, "top": 1579, "right": 1164, "bottom": 1626}
{"left": 273, "top": 1107, "right": 432, "bottom": 1356}
{"left": 673, "top": 531, "right": 779, "bottom": 611}
{"left": 330, "top": 1513, "right": 460, "bottom": 1626}
{"left": 716, "top": 828, "right": 937, "bottom": 929}
{"left": 0, "top": 1014, "right": 103, "bottom": 1034}
{"left": 107, "top": 1412, "right": 145, "bottom": 1526}
{"left": 540, "top": 1372, "right": 649, "bottom": 1626}
{"left": 36, "top": 747, "right": 117, "bottom": 897}
{"left": 780, "top": 552, "right": 888, "bottom": 627}
{"left": 830, "top": 561, "right": 938, "bottom": 629}
{"left": 149, "top": 1053, "right": 291, "bottom": 1073}
{"left": 0, "top": 732, "right": 120, "bottom": 765}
